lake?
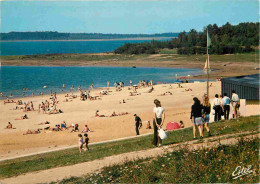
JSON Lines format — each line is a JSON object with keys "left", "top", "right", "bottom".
{"left": 0, "top": 39, "right": 171, "bottom": 56}
{"left": 0, "top": 66, "right": 203, "bottom": 98}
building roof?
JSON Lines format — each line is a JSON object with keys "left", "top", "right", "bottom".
{"left": 221, "top": 74, "right": 259, "bottom": 88}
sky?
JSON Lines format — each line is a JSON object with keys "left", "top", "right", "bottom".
{"left": 0, "top": 0, "right": 259, "bottom": 34}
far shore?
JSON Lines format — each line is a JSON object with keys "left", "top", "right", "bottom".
{"left": 0, "top": 37, "right": 175, "bottom": 42}
{"left": 1, "top": 51, "right": 259, "bottom": 80}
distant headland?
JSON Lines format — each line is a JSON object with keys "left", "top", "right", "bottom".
{"left": 0, "top": 31, "right": 179, "bottom": 41}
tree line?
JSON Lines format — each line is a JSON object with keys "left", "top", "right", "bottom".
{"left": 114, "top": 22, "right": 259, "bottom": 55}
{"left": 0, "top": 31, "right": 179, "bottom": 40}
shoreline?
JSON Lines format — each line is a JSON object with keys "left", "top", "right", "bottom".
{"left": 0, "top": 37, "right": 174, "bottom": 42}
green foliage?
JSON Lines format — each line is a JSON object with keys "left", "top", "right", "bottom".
{"left": 115, "top": 22, "right": 259, "bottom": 55}
{"left": 114, "top": 42, "right": 158, "bottom": 54}
{"left": 58, "top": 137, "right": 259, "bottom": 183}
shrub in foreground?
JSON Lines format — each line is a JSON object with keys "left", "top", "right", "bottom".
{"left": 58, "top": 137, "right": 259, "bottom": 184}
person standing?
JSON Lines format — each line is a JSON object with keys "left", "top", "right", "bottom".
{"left": 222, "top": 93, "right": 231, "bottom": 120}
{"left": 107, "top": 81, "right": 110, "bottom": 88}
{"left": 202, "top": 96, "right": 211, "bottom": 137}
{"left": 231, "top": 90, "right": 240, "bottom": 118}
{"left": 213, "top": 94, "right": 221, "bottom": 122}
{"left": 130, "top": 80, "right": 132, "bottom": 86}
{"left": 190, "top": 97, "right": 204, "bottom": 139}
{"left": 134, "top": 114, "right": 142, "bottom": 135}
{"left": 78, "top": 134, "right": 84, "bottom": 153}
{"left": 153, "top": 99, "right": 165, "bottom": 147}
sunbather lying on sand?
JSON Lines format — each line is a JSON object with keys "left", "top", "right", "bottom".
{"left": 38, "top": 121, "right": 50, "bottom": 125}
{"left": 179, "top": 121, "right": 184, "bottom": 128}
{"left": 185, "top": 88, "right": 192, "bottom": 91}
{"left": 48, "top": 109, "right": 63, "bottom": 115}
{"left": 158, "top": 91, "right": 173, "bottom": 96}
{"left": 147, "top": 87, "right": 154, "bottom": 93}
{"left": 15, "top": 114, "right": 28, "bottom": 120}
{"left": 23, "top": 129, "right": 41, "bottom": 135}
{"left": 52, "top": 125, "right": 61, "bottom": 131}
{"left": 119, "top": 99, "right": 126, "bottom": 104}
{"left": 95, "top": 110, "right": 106, "bottom": 117}
{"left": 129, "top": 92, "right": 141, "bottom": 96}
{"left": 110, "top": 111, "right": 118, "bottom": 117}
{"left": 63, "top": 98, "right": 72, "bottom": 102}
{"left": 118, "top": 112, "right": 129, "bottom": 116}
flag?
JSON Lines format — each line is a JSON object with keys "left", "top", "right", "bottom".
{"left": 207, "top": 30, "right": 212, "bottom": 48}
{"left": 203, "top": 58, "right": 210, "bottom": 73}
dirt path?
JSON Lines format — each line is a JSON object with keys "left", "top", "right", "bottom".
{"left": 0, "top": 131, "right": 258, "bottom": 184}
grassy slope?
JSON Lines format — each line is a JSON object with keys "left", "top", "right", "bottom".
{"left": 58, "top": 137, "right": 259, "bottom": 183}
{"left": 0, "top": 116, "right": 259, "bottom": 179}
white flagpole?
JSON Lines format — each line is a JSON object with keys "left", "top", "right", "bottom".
{"left": 206, "top": 29, "right": 209, "bottom": 97}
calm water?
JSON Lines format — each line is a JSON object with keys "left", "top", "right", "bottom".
{"left": 0, "top": 39, "right": 170, "bottom": 56}
{"left": 0, "top": 66, "right": 203, "bottom": 98}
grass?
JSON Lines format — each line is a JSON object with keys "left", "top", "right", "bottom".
{"left": 159, "top": 48, "right": 177, "bottom": 54}
{"left": 57, "top": 137, "right": 259, "bottom": 183}
{"left": 0, "top": 116, "right": 259, "bottom": 179}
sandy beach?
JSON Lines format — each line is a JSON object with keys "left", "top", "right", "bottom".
{"left": 0, "top": 82, "right": 216, "bottom": 158}
{"left": 0, "top": 81, "right": 259, "bottom": 160}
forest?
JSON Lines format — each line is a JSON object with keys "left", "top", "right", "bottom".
{"left": 114, "top": 22, "right": 259, "bottom": 55}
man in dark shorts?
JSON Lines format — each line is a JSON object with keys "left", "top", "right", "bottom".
{"left": 134, "top": 114, "right": 142, "bottom": 135}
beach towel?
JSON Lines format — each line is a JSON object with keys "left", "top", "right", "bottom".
{"left": 166, "top": 122, "right": 181, "bottom": 131}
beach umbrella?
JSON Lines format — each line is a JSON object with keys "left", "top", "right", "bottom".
{"left": 157, "top": 81, "right": 162, "bottom": 83}
{"left": 166, "top": 122, "right": 181, "bottom": 131}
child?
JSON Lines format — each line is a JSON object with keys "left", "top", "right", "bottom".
{"left": 78, "top": 134, "right": 84, "bottom": 153}
{"left": 146, "top": 121, "right": 152, "bottom": 129}
{"left": 84, "top": 133, "right": 90, "bottom": 151}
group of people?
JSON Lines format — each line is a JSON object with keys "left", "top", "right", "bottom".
{"left": 78, "top": 133, "right": 90, "bottom": 153}
{"left": 213, "top": 90, "right": 240, "bottom": 121}
{"left": 190, "top": 90, "right": 240, "bottom": 139}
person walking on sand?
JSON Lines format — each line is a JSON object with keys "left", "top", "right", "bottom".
{"left": 78, "top": 134, "right": 84, "bottom": 153}
{"left": 153, "top": 99, "right": 165, "bottom": 147}
{"left": 190, "top": 97, "right": 204, "bottom": 139}
{"left": 231, "top": 90, "right": 240, "bottom": 119}
{"left": 130, "top": 80, "right": 132, "bottom": 86}
{"left": 134, "top": 114, "right": 142, "bottom": 135}
{"left": 222, "top": 93, "right": 231, "bottom": 120}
